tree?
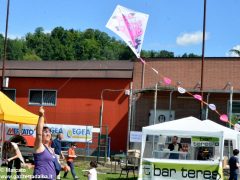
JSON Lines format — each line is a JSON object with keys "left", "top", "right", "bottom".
{"left": 158, "top": 50, "right": 174, "bottom": 58}
{"left": 2, "top": 27, "right": 207, "bottom": 61}
{"left": 230, "top": 49, "right": 240, "bottom": 57}
{"left": 26, "top": 27, "right": 53, "bottom": 60}
{"left": 7, "top": 39, "right": 27, "bottom": 60}
{"left": 182, "top": 53, "right": 201, "bottom": 58}
{"left": 23, "top": 51, "right": 42, "bottom": 61}
{"left": 0, "top": 34, "right": 4, "bottom": 59}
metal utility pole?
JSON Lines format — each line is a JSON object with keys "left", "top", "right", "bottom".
{"left": 200, "top": 0, "right": 207, "bottom": 120}
{"left": 1, "top": 0, "right": 10, "bottom": 91}
{"left": 126, "top": 82, "right": 133, "bottom": 155}
{"left": 97, "top": 91, "right": 104, "bottom": 163}
{"left": 228, "top": 86, "right": 233, "bottom": 158}
{"left": 0, "top": 0, "right": 10, "bottom": 163}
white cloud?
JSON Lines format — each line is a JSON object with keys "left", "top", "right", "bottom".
{"left": 176, "top": 31, "right": 209, "bottom": 46}
{"left": 226, "top": 45, "right": 240, "bottom": 57}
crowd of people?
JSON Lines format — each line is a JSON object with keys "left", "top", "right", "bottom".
{"left": 1, "top": 107, "right": 98, "bottom": 180}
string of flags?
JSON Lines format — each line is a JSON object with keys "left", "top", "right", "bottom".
{"left": 106, "top": 5, "right": 230, "bottom": 125}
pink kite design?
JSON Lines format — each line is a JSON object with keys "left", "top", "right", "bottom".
{"left": 106, "top": 5, "right": 149, "bottom": 58}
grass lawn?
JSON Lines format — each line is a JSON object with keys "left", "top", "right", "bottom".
{"left": 0, "top": 161, "right": 137, "bottom": 180}
{"left": 0, "top": 161, "right": 229, "bottom": 179}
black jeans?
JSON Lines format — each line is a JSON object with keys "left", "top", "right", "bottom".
{"left": 7, "top": 158, "right": 21, "bottom": 180}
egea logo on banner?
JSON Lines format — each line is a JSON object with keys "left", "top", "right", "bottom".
{"left": 7, "top": 128, "right": 34, "bottom": 136}
{"left": 67, "top": 130, "right": 73, "bottom": 138}
{"left": 67, "top": 128, "right": 91, "bottom": 138}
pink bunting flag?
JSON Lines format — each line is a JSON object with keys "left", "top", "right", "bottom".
{"left": 193, "top": 94, "right": 202, "bottom": 101}
{"left": 220, "top": 114, "right": 229, "bottom": 123}
{"left": 163, "top": 77, "right": 171, "bottom": 85}
{"left": 208, "top": 104, "right": 216, "bottom": 111}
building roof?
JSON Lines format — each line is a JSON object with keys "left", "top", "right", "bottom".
{"left": 133, "top": 57, "right": 240, "bottom": 91}
{"left": 0, "top": 60, "right": 133, "bottom": 78}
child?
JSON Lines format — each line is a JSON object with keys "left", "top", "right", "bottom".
{"left": 88, "top": 161, "right": 97, "bottom": 180}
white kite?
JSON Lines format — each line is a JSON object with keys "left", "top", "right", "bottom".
{"left": 106, "top": 5, "right": 149, "bottom": 58}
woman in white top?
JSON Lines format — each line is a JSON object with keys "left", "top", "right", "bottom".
{"left": 88, "top": 161, "right": 97, "bottom": 180}
{"left": 2, "top": 141, "right": 26, "bottom": 180}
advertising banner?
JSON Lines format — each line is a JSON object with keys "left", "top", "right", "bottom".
{"left": 191, "top": 136, "right": 219, "bottom": 147}
{"left": 141, "top": 160, "right": 222, "bottom": 180}
{"left": 5, "top": 123, "right": 93, "bottom": 143}
{"left": 47, "top": 124, "right": 93, "bottom": 143}
{"left": 5, "top": 124, "right": 35, "bottom": 140}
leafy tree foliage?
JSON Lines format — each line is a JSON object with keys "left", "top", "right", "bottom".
{"left": 141, "top": 50, "right": 174, "bottom": 58}
{"left": 0, "top": 27, "right": 199, "bottom": 60}
{"left": 230, "top": 49, "right": 240, "bottom": 57}
{"left": 181, "top": 53, "right": 201, "bottom": 58}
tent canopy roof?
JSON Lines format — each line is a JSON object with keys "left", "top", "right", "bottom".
{"left": 0, "top": 91, "right": 38, "bottom": 125}
{"left": 142, "top": 116, "right": 239, "bottom": 139}
{"left": 203, "top": 119, "right": 239, "bottom": 140}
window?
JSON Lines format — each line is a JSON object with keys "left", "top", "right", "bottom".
{"left": 3, "top": 89, "right": 16, "bottom": 102}
{"left": 227, "top": 100, "right": 240, "bottom": 121}
{"left": 231, "top": 101, "right": 240, "bottom": 114}
{"left": 29, "top": 90, "right": 57, "bottom": 106}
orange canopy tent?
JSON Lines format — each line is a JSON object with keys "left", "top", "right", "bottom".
{"left": 0, "top": 91, "right": 38, "bottom": 125}
{"left": 0, "top": 91, "right": 38, "bottom": 160}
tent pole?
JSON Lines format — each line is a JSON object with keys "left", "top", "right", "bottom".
{"left": 0, "top": 122, "right": 5, "bottom": 162}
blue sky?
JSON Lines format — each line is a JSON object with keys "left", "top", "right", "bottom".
{"left": 0, "top": 0, "right": 239, "bottom": 57}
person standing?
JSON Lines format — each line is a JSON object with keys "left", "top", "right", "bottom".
{"left": 51, "top": 133, "right": 65, "bottom": 180}
{"left": 229, "top": 149, "right": 240, "bottom": 180}
{"left": 2, "top": 141, "right": 26, "bottom": 180}
{"left": 63, "top": 143, "right": 79, "bottom": 179}
{"left": 168, "top": 136, "right": 182, "bottom": 159}
{"left": 33, "top": 107, "right": 56, "bottom": 180}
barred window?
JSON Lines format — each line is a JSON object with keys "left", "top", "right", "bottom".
{"left": 29, "top": 90, "right": 57, "bottom": 106}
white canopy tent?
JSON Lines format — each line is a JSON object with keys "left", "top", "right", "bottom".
{"left": 203, "top": 119, "right": 240, "bottom": 142}
{"left": 139, "top": 117, "right": 240, "bottom": 180}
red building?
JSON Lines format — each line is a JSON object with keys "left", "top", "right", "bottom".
{"left": 1, "top": 60, "right": 133, "bottom": 153}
